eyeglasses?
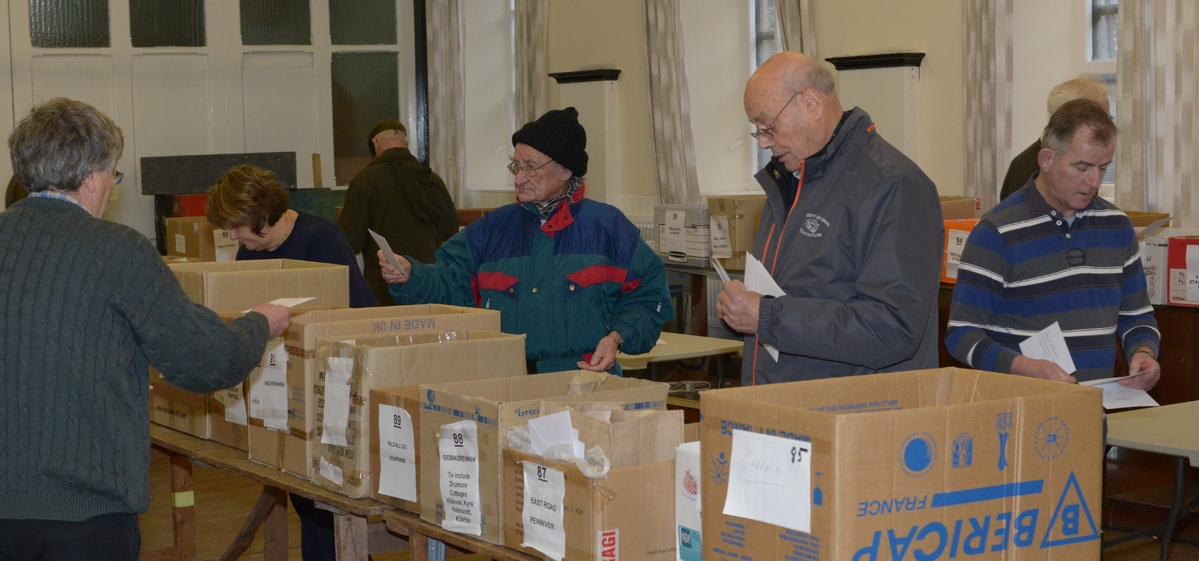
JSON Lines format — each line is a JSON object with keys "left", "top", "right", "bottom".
{"left": 750, "top": 90, "right": 804, "bottom": 140}
{"left": 113, "top": 170, "right": 124, "bottom": 185}
{"left": 507, "top": 159, "right": 554, "bottom": 177}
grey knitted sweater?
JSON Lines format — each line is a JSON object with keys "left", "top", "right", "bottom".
{"left": 0, "top": 197, "right": 271, "bottom": 521}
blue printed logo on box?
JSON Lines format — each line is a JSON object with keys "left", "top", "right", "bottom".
{"left": 678, "top": 526, "right": 702, "bottom": 561}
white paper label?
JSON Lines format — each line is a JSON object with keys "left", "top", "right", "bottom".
{"left": 258, "top": 338, "right": 288, "bottom": 430}
{"left": 521, "top": 462, "right": 566, "bottom": 561}
{"left": 174, "top": 233, "right": 187, "bottom": 254}
{"left": 217, "top": 384, "right": 247, "bottom": 426}
{"left": 214, "top": 229, "right": 238, "bottom": 261}
{"left": 945, "top": 229, "right": 970, "bottom": 280}
{"left": 722, "top": 430, "right": 812, "bottom": 533}
{"left": 377, "top": 405, "right": 417, "bottom": 501}
{"left": 319, "top": 456, "right": 344, "bottom": 485}
{"left": 1186, "top": 246, "right": 1199, "bottom": 303}
{"left": 246, "top": 367, "right": 264, "bottom": 420}
{"left": 320, "top": 357, "right": 354, "bottom": 446}
{"left": 709, "top": 216, "right": 732, "bottom": 259}
{"left": 663, "top": 211, "right": 686, "bottom": 255}
{"left": 439, "top": 420, "right": 482, "bottom": 535}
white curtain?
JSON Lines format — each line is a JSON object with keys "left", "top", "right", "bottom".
{"left": 961, "top": 0, "right": 1013, "bottom": 214}
{"left": 775, "top": 0, "right": 817, "bottom": 56}
{"left": 1116, "top": 0, "right": 1199, "bottom": 227}
{"left": 514, "top": 0, "right": 551, "bottom": 125}
{"left": 644, "top": 0, "right": 701, "bottom": 205}
{"left": 427, "top": 0, "right": 467, "bottom": 205}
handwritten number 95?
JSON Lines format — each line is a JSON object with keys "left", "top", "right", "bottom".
{"left": 791, "top": 446, "right": 805, "bottom": 464}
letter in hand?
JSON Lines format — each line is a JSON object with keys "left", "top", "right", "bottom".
{"left": 1123, "top": 348, "right": 1160, "bottom": 390}
{"left": 248, "top": 303, "right": 293, "bottom": 339}
{"left": 378, "top": 250, "right": 412, "bottom": 284}
{"left": 716, "top": 280, "right": 761, "bottom": 335}
{"left": 1011, "top": 355, "right": 1077, "bottom": 384}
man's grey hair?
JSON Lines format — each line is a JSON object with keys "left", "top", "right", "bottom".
{"left": 373, "top": 128, "right": 407, "bottom": 142}
{"left": 1042, "top": 99, "right": 1116, "bottom": 156}
{"left": 1047, "top": 74, "right": 1111, "bottom": 116}
{"left": 785, "top": 59, "right": 837, "bottom": 96}
{"left": 9, "top": 98, "right": 123, "bottom": 193}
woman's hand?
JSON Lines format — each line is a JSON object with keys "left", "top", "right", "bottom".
{"left": 378, "top": 250, "right": 412, "bottom": 284}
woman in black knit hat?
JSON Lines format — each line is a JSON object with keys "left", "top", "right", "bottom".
{"left": 378, "top": 107, "right": 674, "bottom": 375}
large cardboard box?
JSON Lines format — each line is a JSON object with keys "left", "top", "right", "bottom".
{"left": 312, "top": 331, "right": 528, "bottom": 498}
{"left": 245, "top": 305, "right": 501, "bottom": 477}
{"left": 941, "top": 218, "right": 980, "bottom": 284}
{"left": 149, "top": 367, "right": 249, "bottom": 450}
{"left": 370, "top": 386, "right": 424, "bottom": 513}
{"left": 707, "top": 195, "right": 766, "bottom": 271}
{"left": 656, "top": 204, "right": 711, "bottom": 262}
{"left": 168, "top": 259, "right": 349, "bottom": 313}
{"left": 420, "top": 372, "right": 670, "bottom": 545}
{"left": 502, "top": 407, "right": 685, "bottom": 560}
{"left": 701, "top": 368, "right": 1103, "bottom": 561}
{"left": 939, "top": 196, "right": 979, "bottom": 220}
{"left": 165, "top": 216, "right": 238, "bottom": 262}
{"left": 1167, "top": 236, "right": 1199, "bottom": 307}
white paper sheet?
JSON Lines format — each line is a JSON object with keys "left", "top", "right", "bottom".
{"left": 1079, "top": 367, "right": 1159, "bottom": 387}
{"left": 1095, "top": 382, "right": 1160, "bottom": 410}
{"left": 370, "top": 229, "right": 405, "bottom": 275}
{"left": 527, "top": 411, "right": 584, "bottom": 459}
{"left": 1187, "top": 246, "right": 1199, "bottom": 303}
{"left": 710, "top": 257, "right": 731, "bottom": 283}
{"left": 258, "top": 338, "right": 288, "bottom": 430}
{"left": 944, "top": 229, "right": 970, "bottom": 280}
{"left": 722, "top": 430, "right": 812, "bottom": 533}
{"left": 377, "top": 405, "right": 417, "bottom": 501}
{"left": 521, "top": 462, "right": 567, "bottom": 561}
{"left": 662, "top": 211, "right": 687, "bottom": 255}
{"left": 217, "top": 384, "right": 247, "bottom": 425}
{"left": 213, "top": 229, "right": 238, "bottom": 261}
{"left": 175, "top": 234, "right": 186, "bottom": 254}
{"left": 319, "top": 456, "right": 344, "bottom": 485}
{"left": 1018, "top": 322, "right": 1077, "bottom": 374}
{"left": 246, "top": 367, "right": 265, "bottom": 420}
{"left": 320, "top": 357, "right": 354, "bottom": 446}
{"left": 710, "top": 216, "right": 732, "bottom": 259}
{"left": 1139, "top": 216, "right": 1172, "bottom": 239}
{"left": 242, "top": 297, "right": 316, "bottom": 313}
{"left": 744, "top": 254, "right": 786, "bottom": 361}
{"left": 439, "top": 420, "right": 482, "bottom": 535}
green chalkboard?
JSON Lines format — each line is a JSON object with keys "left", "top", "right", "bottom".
{"left": 288, "top": 188, "right": 346, "bottom": 223}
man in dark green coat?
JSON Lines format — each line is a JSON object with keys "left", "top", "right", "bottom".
{"left": 338, "top": 120, "right": 459, "bottom": 305}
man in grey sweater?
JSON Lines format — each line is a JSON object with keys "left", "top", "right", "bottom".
{"left": 0, "top": 98, "right": 292, "bottom": 560}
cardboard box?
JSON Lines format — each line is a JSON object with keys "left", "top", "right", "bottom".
{"left": 1126, "top": 211, "right": 1171, "bottom": 229}
{"left": 701, "top": 367, "right": 1103, "bottom": 561}
{"left": 149, "top": 367, "right": 249, "bottom": 450}
{"left": 1168, "top": 236, "right": 1199, "bottom": 307}
{"left": 656, "top": 204, "right": 711, "bottom": 261}
{"left": 243, "top": 305, "right": 501, "bottom": 477}
{"left": 941, "top": 219, "right": 980, "bottom": 284}
{"left": 707, "top": 195, "right": 766, "bottom": 271}
{"left": 369, "top": 386, "right": 424, "bottom": 513}
{"left": 502, "top": 408, "right": 684, "bottom": 561}
{"left": 169, "top": 259, "right": 349, "bottom": 313}
{"left": 420, "top": 371, "right": 670, "bottom": 545}
{"left": 939, "top": 196, "right": 979, "bottom": 220}
{"left": 1140, "top": 228, "right": 1199, "bottom": 305}
{"left": 312, "top": 330, "right": 528, "bottom": 498}
{"left": 676, "top": 433, "right": 701, "bottom": 561}
{"left": 165, "top": 216, "right": 238, "bottom": 262}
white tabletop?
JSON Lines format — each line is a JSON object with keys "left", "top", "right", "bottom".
{"left": 615, "top": 331, "right": 743, "bottom": 371}
{"left": 1106, "top": 400, "right": 1199, "bottom": 464}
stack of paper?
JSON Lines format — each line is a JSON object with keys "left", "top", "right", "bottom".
{"left": 527, "top": 410, "right": 585, "bottom": 459}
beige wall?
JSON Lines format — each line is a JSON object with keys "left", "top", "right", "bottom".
{"left": 815, "top": 0, "right": 965, "bottom": 195}
{"left": 548, "top": 0, "right": 658, "bottom": 210}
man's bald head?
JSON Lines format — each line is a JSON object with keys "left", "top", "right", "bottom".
{"left": 744, "top": 52, "right": 843, "bottom": 172}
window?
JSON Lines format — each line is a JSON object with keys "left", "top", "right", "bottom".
{"left": 29, "top": 0, "right": 109, "bottom": 48}
{"left": 1091, "top": 0, "right": 1118, "bottom": 61}
{"left": 752, "top": 0, "right": 779, "bottom": 171}
{"left": 130, "top": 0, "right": 205, "bottom": 47}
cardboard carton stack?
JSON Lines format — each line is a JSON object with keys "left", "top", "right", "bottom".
{"left": 313, "top": 330, "right": 528, "bottom": 498}
{"left": 419, "top": 371, "right": 670, "bottom": 545}
{"left": 707, "top": 195, "right": 766, "bottom": 271}
{"left": 939, "top": 196, "right": 979, "bottom": 220}
{"left": 249, "top": 305, "right": 500, "bottom": 478}
{"left": 655, "top": 204, "right": 710, "bottom": 263}
{"left": 1139, "top": 226, "right": 1196, "bottom": 305}
{"left": 164, "top": 216, "right": 238, "bottom": 262}
{"left": 941, "top": 218, "right": 980, "bottom": 284}
{"left": 149, "top": 260, "right": 350, "bottom": 447}
{"left": 701, "top": 367, "right": 1103, "bottom": 560}
{"left": 503, "top": 403, "right": 684, "bottom": 561}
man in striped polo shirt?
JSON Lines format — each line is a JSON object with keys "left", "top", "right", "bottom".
{"left": 946, "top": 99, "right": 1160, "bottom": 387}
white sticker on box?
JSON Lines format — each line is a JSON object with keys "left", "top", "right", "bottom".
{"left": 258, "top": 338, "right": 288, "bottom": 430}
{"left": 319, "top": 456, "right": 344, "bottom": 485}
{"left": 663, "top": 211, "right": 686, "bottom": 255}
{"left": 709, "top": 216, "right": 732, "bottom": 259}
{"left": 945, "top": 229, "right": 970, "bottom": 280}
{"left": 1187, "top": 246, "right": 1199, "bottom": 303}
{"left": 439, "top": 420, "right": 482, "bottom": 535}
{"left": 321, "top": 357, "right": 354, "bottom": 446}
{"left": 377, "top": 405, "right": 416, "bottom": 501}
{"left": 217, "top": 384, "right": 247, "bottom": 426}
{"left": 175, "top": 233, "right": 186, "bottom": 254}
{"left": 723, "top": 429, "right": 812, "bottom": 533}
{"left": 214, "top": 229, "right": 238, "bottom": 261}
{"left": 521, "top": 462, "right": 566, "bottom": 561}
{"left": 246, "top": 367, "right": 265, "bottom": 420}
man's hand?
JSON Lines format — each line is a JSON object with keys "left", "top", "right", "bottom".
{"left": 249, "top": 303, "right": 293, "bottom": 339}
{"left": 378, "top": 250, "right": 412, "bottom": 284}
{"left": 578, "top": 332, "right": 621, "bottom": 372}
{"left": 1123, "top": 348, "right": 1160, "bottom": 390}
{"left": 1011, "top": 355, "right": 1077, "bottom": 384}
{"left": 716, "top": 280, "right": 761, "bottom": 334}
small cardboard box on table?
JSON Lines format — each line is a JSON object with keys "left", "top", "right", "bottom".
{"left": 312, "top": 330, "right": 527, "bottom": 498}
{"left": 701, "top": 367, "right": 1103, "bottom": 561}
{"left": 150, "top": 259, "right": 350, "bottom": 448}
{"left": 164, "top": 216, "right": 238, "bottom": 262}
{"left": 247, "top": 305, "right": 500, "bottom": 478}
{"left": 420, "top": 371, "right": 670, "bottom": 545}
{"left": 503, "top": 403, "right": 684, "bottom": 561}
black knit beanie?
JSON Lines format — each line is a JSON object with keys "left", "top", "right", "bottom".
{"left": 511, "top": 107, "right": 588, "bottom": 177}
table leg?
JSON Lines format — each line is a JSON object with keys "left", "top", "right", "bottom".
{"left": 333, "top": 512, "right": 369, "bottom": 561}
{"left": 170, "top": 454, "right": 196, "bottom": 561}
{"left": 715, "top": 355, "right": 726, "bottom": 388}
{"left": 262, "top": 487, "right": 288, "bottom": 561}
{"left": 409, "top": 532, "right": 429, "bottom": 561}
{"left": 1161, "top": 457, "right": 1188, "bottom": 561}
{"left": 689, "top": 273, "right": 706, "bottom": 335}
